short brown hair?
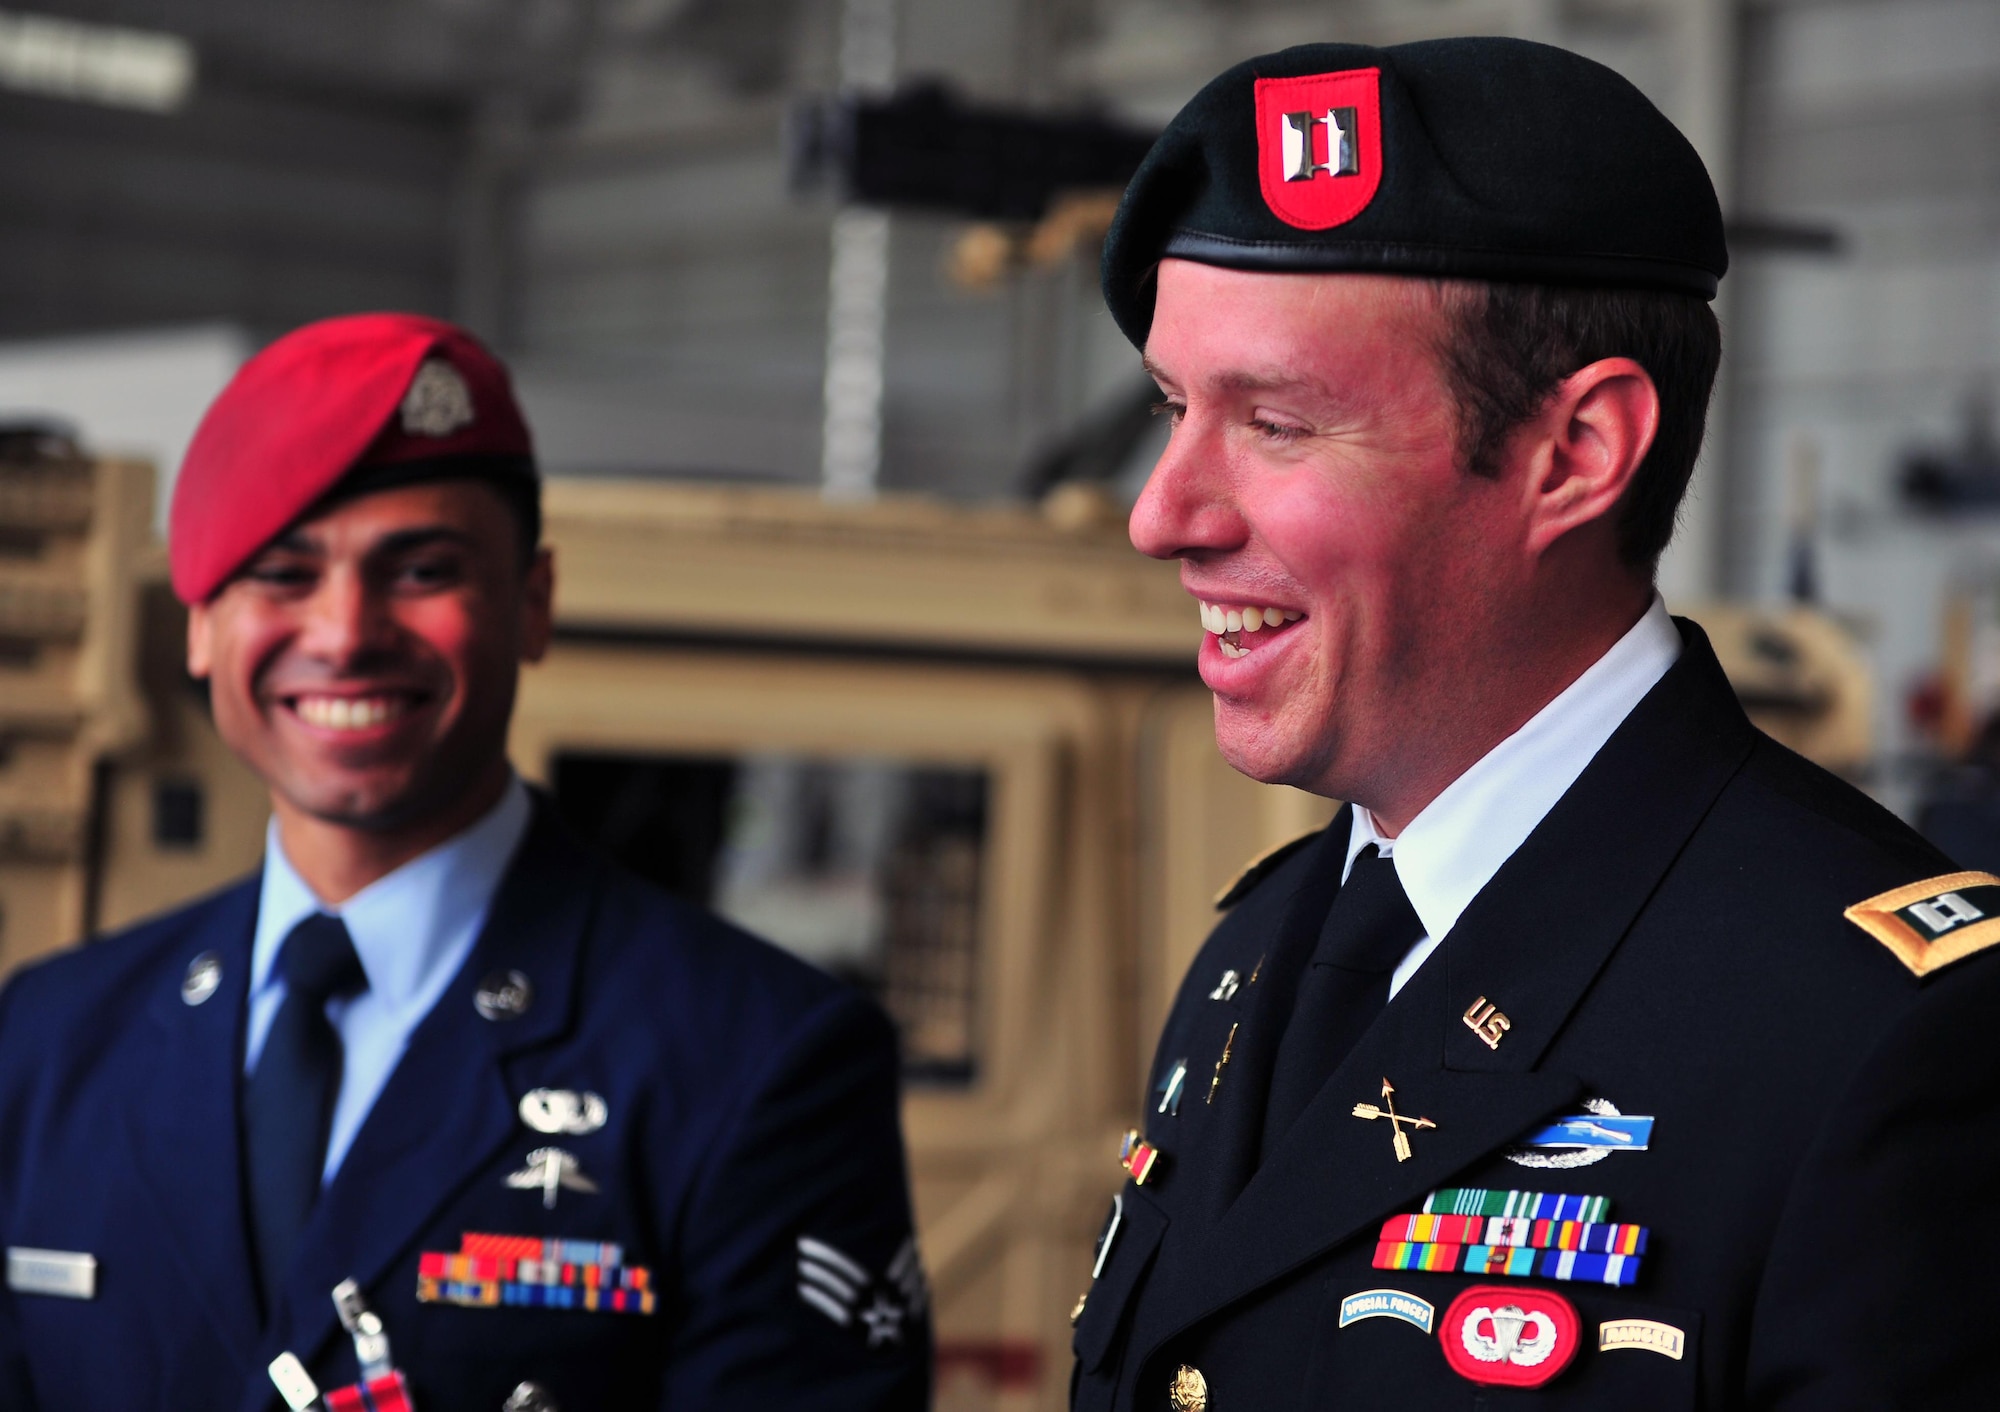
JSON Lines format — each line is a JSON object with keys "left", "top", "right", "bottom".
{"left": 1429, "top": 282, "right": 1722, "bottom": 571}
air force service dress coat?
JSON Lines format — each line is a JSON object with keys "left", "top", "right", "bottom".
{"left": 0, "top": 800, "right": 930, "bottom": 1411}
{"left": 1071, "top": 622, "right": 2000, "bottom": 1410}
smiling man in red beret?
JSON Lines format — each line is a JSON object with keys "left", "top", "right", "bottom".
{"left": 0, "top": 313, "right": 931, "bottom": 1412}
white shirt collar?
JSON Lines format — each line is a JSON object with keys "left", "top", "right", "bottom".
{"left": 1347, "top": 598, "right": 1681, "bottom": 975}
{"left": 250, "top": 774, "right": 533, "bottom": 1028}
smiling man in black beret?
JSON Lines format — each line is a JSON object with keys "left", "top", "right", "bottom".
{"left": 1073, "top": 37, "right": 2000, "bottom": 1411}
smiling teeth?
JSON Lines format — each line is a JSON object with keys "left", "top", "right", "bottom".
{"left": 295, "top": 696, "right": 409, "bottom": 730}
{"left": 1198, "top": 601, "right": 1302, "bottom": 637}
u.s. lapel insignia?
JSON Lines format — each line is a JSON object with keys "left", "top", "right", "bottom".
{"left": 519, "top": 1089, "right": 609, "bottom": 1136}
{"left": 1507, "top": 1097, "right": 1653, "bottom": 1170}
{"left": 1461, "top": 996, "right": 1511, "bottom": 1049}
{"left": 1156, "top": 1058, "right": 1187, "bottom": 1116}
{"left": 1441, "top": 1285, "right": 1581, "bottom": 1388}
{"left": 1351, "top": 1077, "right": 1436, "bottom": 1162}
{"left": 1845, "top": 871, "right": 2000, "bottom": 976}
{"left": 1208, "top": 969, "right": 1241, "bottom": 1002}
{"left": 506, "top": 1147, "right": 599, "bottom": 1208}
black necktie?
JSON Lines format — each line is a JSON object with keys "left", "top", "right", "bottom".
{"left": 244, "top": 912, "right": 365, "bottom": 1308}
{"left": 1260, "top": 846, "right": 1425, "bottom": 1160}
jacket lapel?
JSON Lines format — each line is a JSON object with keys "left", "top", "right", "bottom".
{"left": 1172, "top": 817, "right": 1352, "bottom": 1223}
{"left": 1132, "top": 620, "right": 1758, "bottom": 1360}
{"left": 246, "top": 803, "right": 597, "bottom": 1407}
{"left": 121, "top": 881, "right": 264, "bottom": 1370}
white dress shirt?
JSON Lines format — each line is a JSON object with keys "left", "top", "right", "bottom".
{"left": 1348, "top": 598, "right": 1682, "bottom": 997}
{"left": 245, "top": 774, "right": 533, "bottom": 1181}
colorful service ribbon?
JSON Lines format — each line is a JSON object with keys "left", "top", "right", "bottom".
{"left": 1420, "top": 1187, "right": 1610, "bottom": 1223}
{"left": 1372, "top": 1240, "right": 1640, "bottom": 1287}
{"left": 418, "top": 1232, "right": 656, "bottom": 1315}
{"left": 1379, "top": 1213, "right": 1647, "bottom": 1256}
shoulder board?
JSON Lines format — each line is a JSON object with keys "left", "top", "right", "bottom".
{"left": 1844, "top": 870, "right": 2000, "bottom": 977}
{"left": 1213, "top": 830, "right": 1322, "bottom": 911}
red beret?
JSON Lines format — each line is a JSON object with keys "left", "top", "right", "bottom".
{"left": 169, "top": 312, "right": 534, "bottom": 603}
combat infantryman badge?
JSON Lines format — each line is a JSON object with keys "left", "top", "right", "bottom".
{"left": 1351, "top": 1077, "right": 1436, "bottom": 1162}
{"left": 1252, "top": 69, "right": 1383, "bottom": 229}
{"left": 1441, "top": 1285, "right": 1581, "bottom": 1388}
{"left": 1508, "top": 1097, "right": 1653, "bottom": 1170}
{"left": 1844, "top": 870, "right": 2000, "bottom": 976}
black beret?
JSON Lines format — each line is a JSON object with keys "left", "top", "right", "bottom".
{"left": 1101, "top": 37, "right": 1727, "bottom": 347}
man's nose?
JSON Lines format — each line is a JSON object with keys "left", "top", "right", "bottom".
{"left": 297, "top": 567, "right": 395, "bottom": 665}
{"left": 1128, "top": 414, "right": 1243, "bottom": 562}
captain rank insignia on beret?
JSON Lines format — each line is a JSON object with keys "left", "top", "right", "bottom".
{"left": 1844, "top": 870, "right": 2000, "bottom": 976}
{"left": 1253, "top": 68, "right": 1382, "bottom": 229}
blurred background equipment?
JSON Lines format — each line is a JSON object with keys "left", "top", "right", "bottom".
{"left": 0, "top": 430, "right": 149, "bottom": 973}
{"left": 2, "top": 0, "right": 2000, "bottom": 1405}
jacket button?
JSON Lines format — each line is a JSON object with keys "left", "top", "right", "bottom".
{"left": 1168, "top": 1364, "right": 1208, "bottom": 1412}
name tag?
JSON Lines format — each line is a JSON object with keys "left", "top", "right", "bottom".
{"left": 6, "top": 1247, "right": 96, "bottom": 1300}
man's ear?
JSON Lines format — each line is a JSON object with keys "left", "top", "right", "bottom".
{"left": 186, "top": 600, "right": 213, "bottom": 679}
{"left": 519, "top": 547, "right": 555, "bottom": 665}
{"left": 1520, "top": 356, "right": 1660, "bottom": 557}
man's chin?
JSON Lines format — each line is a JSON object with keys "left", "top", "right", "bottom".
{"left": 281, "top": 773, "right": 439, "bottom": 834}
{"left": 1213, "top": 732, "right": 1326, "bottom": 795}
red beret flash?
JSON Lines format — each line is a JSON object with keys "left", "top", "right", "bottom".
{"left": 169, "top": 312, "right": 534, "bottom": 604}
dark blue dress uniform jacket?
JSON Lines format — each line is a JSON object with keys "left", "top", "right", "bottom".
{"left": 0, "top": 802, "right": 931, "bottom": 1411}
{"left": 1072, "top": 622, "right": 2000, "bottom": 1410}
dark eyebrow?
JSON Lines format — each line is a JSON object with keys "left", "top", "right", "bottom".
{"left": 371, "top": 526, "right": 477, "bottom": 556}
{"left": 1143, "top": 355, "right": 1359, "bottom": 419}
